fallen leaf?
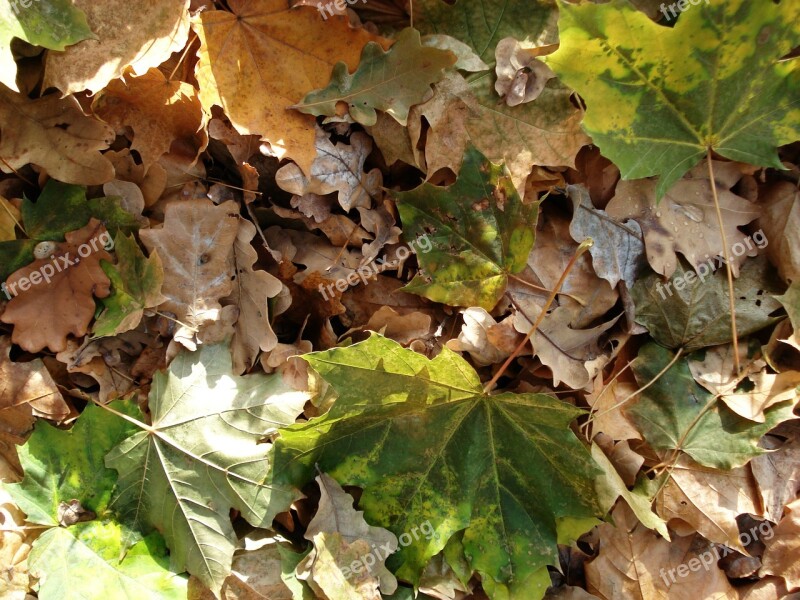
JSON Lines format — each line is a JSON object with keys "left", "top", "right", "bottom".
{"left": 43, "top": 0, "right": 190, "bottom": 95}
{"left": 1, "top": 219, "right": 112, "bottom": 353}
{"left": 139, "top": 199, "right": 239, "bottom": 349}
{"left": 0, "top": 84, "right": 113, "bottom": 185}
{"left": 445, "top": 307, "right": 520, "bottom": 367}
{"left": 757, "top": 181, "right": 800, "bottom": 284}
{"left": 605, "top": 162, "right": 760, "bottom": 278}
{"left": 296, "top": 473, "right": 398, "bottom": 599}
{"left": 295, "top": 27, "right": 455, "bottom": 127}
{"left": 760, "top": 497, "right": 800, "bottom": 590}
{"left": 92, "top": 67, "right": 208, "bottom": 170}
{"left": 193, "top": 0, "right": 387, "bottom": 175}
{"left": 494, "top": 38, "right": 557, "bottom": 107}
{"left": 751, "top": 434, "right": 800, "bottom": 523}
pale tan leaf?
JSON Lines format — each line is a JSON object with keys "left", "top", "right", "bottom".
{"left": 760, "top": 497, "right": 800, "bottom": 590}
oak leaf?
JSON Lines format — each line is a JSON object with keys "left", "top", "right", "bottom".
{"left": 1, "top": 219, "right": 112, "bottom": 353}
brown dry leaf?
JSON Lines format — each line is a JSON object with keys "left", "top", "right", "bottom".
{"left": 408, "top": 73, "right": 471, "bottom": 177}
{"left": 275, "top": 128, "right": 381, "bottom": 212}
{"left": 606, "top": 161, "right": 760, "bottom": 278}
{"left": 261, "top": 340, "right": 312, "bottom": 392}
{"left": 92, "top": 68, "right": 208, "bottom": 170}
{"left": 105, "top": 149, "right": 168, "bottom": 208}
{"left": 357, "top": 202, "right": 401, "bottom": 263}
{"left": 0, "top": 196, "right": 20, "bottom": 242}
{"left": 0, "top": 485, "right": 35, "bottom": 599}
{"left": 0, "top": 85, "right": 114, "bottom": 185}
{"left": 272, "top": 204, "right": 370, "bottom": 248}
{"left": 139, "top": 199, "right": 239, "bottom": 349}
{"left": 586, "top": 503, "right": 738, "bottom": 600}
{"left": 296, "top": 473, "right": 398, "bottom": 599}
{"left": 0, "top": 336, "right": 68, "bottom": 475}
{"left": 43, "top": 0, "right": 190, "bottom": 95}
{"left": 1, "top": 220, "right": 112, "bottom": 353}
{"left": 446, "top": 307, "right": 520, "bottom": 367}
{"left": 360, "top": 306, "right": 433, "bottom": 346}
{"left": 656, "top": 454, "right": 760, "bottom": 552}
{"left": 223, "top": 218, "right": 282, "bottom": 374}
{"left": 193, "top": 0, "right": 388, "bottom": 175}
{"left": 54, "top": 337, "right": 137, "bottom": 404}
{"left": 494, "top": 38, "right": 557, "bottom": 107}
{"left": 760, "top": 497, "right": 800, "bottom": 590}
{"left": 751, "top": 433, "right": 800, "bottom": 523}
{"left": 515, "top": 306, "right": 620, "bottom": 390}
{"left": 586, "top": 375, "right": 643, "bottom": 441}
{"left": 366, "top": 112, "right": 417, "bottom": 167}
{"left": 757, "top": 181, "right": 800, "bottom": 284}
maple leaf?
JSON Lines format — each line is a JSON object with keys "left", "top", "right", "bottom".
{"left": 625, "top": 343, "right": 795, "bottom": 469}
{"left": 296, "top": 473, "right": 399, "bottom": 599}
{"left": 0, "top": 84, "right": 114, "bottom": 185}
{"left": 192, "top": 0, "right": 387, "bottom": 175}
{"left": 272, "top": 334, "right": 602, "bottom": 599}
{"left": 93, "top": 233, "right": 165, "bottom": 338}
{"left": 632, "top": 256, "right": 782, "bottom": 352}
{"left": 395, "top": 146, "right": 540, "bottom": 310}
{"left": 1, "top": 219, "right": 112, "bottom": 353}
{"left": 42, "top": 0, "right": 190, "bottom": 95}
{"left": 92, "top": 67, "right": 208, "bottom": 170}
{"left": 545, "top": 0, "right": 800, "bottom": 197}
{"left": 0, "top": 0, "right": 93, "bottom": 92}
{"left": 105, "top": 343, "right": 308, "bottom": 593}
{"left": 294, "top": 27, "right": 456, "bottom": 127}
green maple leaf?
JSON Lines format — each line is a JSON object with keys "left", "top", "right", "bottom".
{"left": 94, "top": 233, "right": 165, "bottom": 337}
{"left": 415, "top": 0, "right": 559, "bottom": 61}
{"left": 625, "top": 343, "right": 795, "bottom": 469}
{"left": 545, "top": 0, "right": 800, "bottom": 197}
{"left": 105, "top": 343, "right": 308, "bottom": 593}
{"left": 631, "top": 256, "right": 783, "bottom": 352}
{"left": 30, "top": 523, "right": 187, "bottom": 600}
{"left": 271, "top": 334, "right": 602, "bottom": 600}
{"left": 294, "top": 27, "right": 456, "bottom": 127}
{"left": 5, "top": 401, "right": 141, "bottom": 526}
{"left": 0, "top": 0, "right": 94, "bottom": 92}
{"left": 395, "top": 145, "right": 540, "bottom": 310}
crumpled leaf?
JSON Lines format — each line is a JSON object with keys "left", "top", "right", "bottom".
{"left": 0, "top": 0, "right": 93, "bottom": 92}
{"left": 625, "top": 343, "right": 795, "bottom": 469}
{"left": 94, "top": 233, "right": 165, "bottom": 338}
{"left": 295, "top": 27, "right": 455, "bottom": 127}
{"left": 631, "top": 256, "right": 783, "bottom": 352}
{"left": 396, "top": 145, "right": 540, "bottom": 310}
{"left": 139, "top": 199, "right": 239, "bottom": 349}
{"left": 567, "top": 184, "right": 645, "bottom": 289}
{"left": 0, "top": 84, "right": 113, "bottom": 185}
{"left": 751, "top": 433, "right": 800, "bottom": 523}
{"left": 92, "top": 67, "right": 208, "bottom": 170}
{"left": 605, "top": 162, "right": 760, "bottom": 278}
{"left": 275, "top": 128, "right": 380, "bottom": 212}
{"left": 43, "top": 0, "right": 190, "bottom": 95}
{"left": 1, "top": 219, "right": 112, "bottom": 353}
{"left": 757, "top": 181, "right": 800, "bottom": 284}
{"left": 445, "top": 307, "right": 520, "bottom": 367}
{"left": 30, "top": 523, "right": 188, "bottom": 600}
{"left": 105, "top": 343, "right": 309, "bottom": 593}
{"left": 272, "top": 334, "right": 602, "bottom": 598}
{"left": 193, "top": 0, "right": 387, "bottom": 175}
{"left": 545, "top": 0, "right": 800, "bottom": 198}
{"left": 494, "top": 38, "right": 556, "bottom": 107}
{"left": 296, "top": 473, "right": 398, "bottom": 599}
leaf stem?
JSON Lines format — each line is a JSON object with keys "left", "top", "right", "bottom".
{"left": 707, "top": 152, "right": 740, "bottom": 374}
{"left": 483, "top": 238, "right": 593, "bottom": 393}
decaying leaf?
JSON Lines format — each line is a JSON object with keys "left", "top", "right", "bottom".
{"left": 296, "top": 473, "right": 398, "bottom": 599}
{"left": 760, "top": 497, "right": 800, "bottom": 589}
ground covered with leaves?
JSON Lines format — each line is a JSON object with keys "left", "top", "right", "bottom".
{"left": 0, "top": 0, "right": 799, "bottom": 599}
